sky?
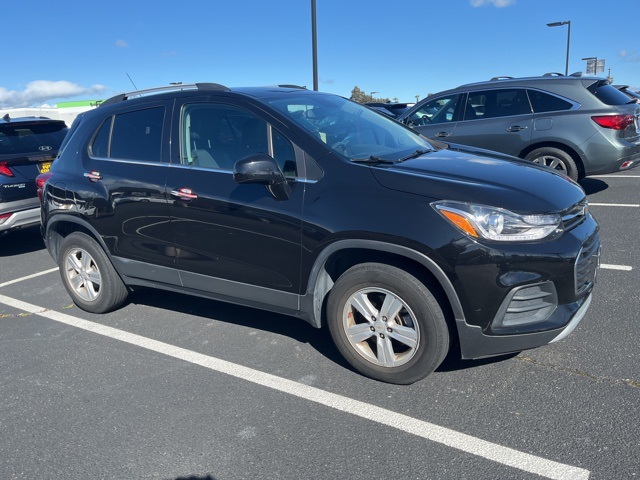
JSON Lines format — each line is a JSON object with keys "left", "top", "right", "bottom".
{"left": 2, "top": 0, "right": 639, "bottom": 108}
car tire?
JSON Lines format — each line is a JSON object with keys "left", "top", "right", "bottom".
{"left": 326, "top": 263, "right": 449, "bottom": 384}
{"left": 59, "top": 232, "right": 128, "bottom": 313}
{"left": 524, "top": 147, "right": 580, "bottom": 181}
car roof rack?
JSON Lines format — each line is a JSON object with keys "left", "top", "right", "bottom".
{"left": 277, "top": 84, "right": 307, "bottom": 89}
{"left": 543, "top": 72, "right": 564, "bottom": 76}
{"left": 101, "top": 83, "right": 230, "bottom": 107}
{"left": 490, "top": 76, "right": 514, "bottom": 81}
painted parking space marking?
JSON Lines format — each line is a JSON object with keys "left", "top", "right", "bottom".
{"left": 600, "top": 264, "right": 633, "bottom": 271}
{"left": 590, "top": 175, "right": 640, "bottom": 178}
{"left": 0, "top": 292, "right": 590, "bottom": 480}
{"left": 0, "top": 267, "right": 59, "bottom": 288}
{"left": 588, "top": 203, "right": 639, "bottom": 207}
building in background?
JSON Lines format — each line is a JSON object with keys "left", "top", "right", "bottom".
{"left": 0, "top": 100, "right": 102, "bottom": 126}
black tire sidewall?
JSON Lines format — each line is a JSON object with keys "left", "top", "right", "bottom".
{"left": 327, "top": 263, "right": 449, "bottom": 384}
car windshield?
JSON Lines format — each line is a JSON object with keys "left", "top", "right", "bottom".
{"left": 268, "top": 94, "right": 433, "bottom": 162}
{"left": 0, "top": 121, "right": 68, "bottom": 156}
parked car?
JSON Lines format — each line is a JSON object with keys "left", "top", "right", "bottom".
{"left": 0, "top": 114, "right": 68, "bottom": 235}
{"left": 614, "top": 84, "right": 640, "bottom": 103}
{"left": 38, "top": 84, "right": 599, "bottom": 384}
{"left": 397, "top": 74, "right": 640, "bottom": 180}
{"left": 365, "top": 102, "right": 413, "bottom": 118}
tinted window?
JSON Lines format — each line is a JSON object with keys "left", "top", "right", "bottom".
{"left": 588, "top": 81, "right": 636, "bottom": 106}
{"left": 527, "top": 90, "right": 573, "bottom": 113}
{"left": 90, "top": 117, "right": 112, "bottom": 158}
{"left": 109, "top": 107, "right": 164, "bottom": 162}
{"left": 0, "top": 121, "right": 67, "bottom": 155}
{"left": 181, "top": 103, "right": 297, "bottom": 176}
{"left": 408, "top": 95, "right": 460, "bottom": 126}
{"left": 468, "top": 89, "right": 531, "bottom": 119}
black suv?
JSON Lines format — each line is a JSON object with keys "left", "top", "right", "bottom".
{"left": 397, "top": 74, "right": 640, "bottom": 181}
{"left": 0, "top": 115, "right": 67, "bottom": 235}
{"left": 39, "top": 84, "right": 600, "bottom": 384}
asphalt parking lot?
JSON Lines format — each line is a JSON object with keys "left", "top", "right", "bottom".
{"left": 0, "top": 171, "right": 638, "bottom": 480}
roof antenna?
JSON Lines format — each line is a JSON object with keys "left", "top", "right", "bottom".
{"left": 126, "top": 73, "right": 138, "bottom": 90}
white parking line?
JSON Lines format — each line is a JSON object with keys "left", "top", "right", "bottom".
{"left": 600, "top": 264, "right": 633, "bottom": 271}
{"left": 589, "top": 203, "right": 639, "bottom": 207}
{"left": 0, "top": 292, "right": 590, "bottom": 480}
{"left": 590, "top": 175, "right": 640, "bottom": 178}
{"left": 0, "top": 267, "right": 59, "bottom": 288}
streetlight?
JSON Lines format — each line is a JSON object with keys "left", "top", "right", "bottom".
{"left": 311, "top": 0, "right": 318, "bottom": 91}
{"left": 370, "top": 91, "right": 379, "bottom": 100}
{"left": 547, "top": 20, "right": 571, "bottom": 75}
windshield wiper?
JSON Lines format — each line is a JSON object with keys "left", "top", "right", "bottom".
{"left": 351, "top": 155, "right": 396, "bottom": 164}
{"left": 396, "top": 149, "right": 431, "bottom": 163}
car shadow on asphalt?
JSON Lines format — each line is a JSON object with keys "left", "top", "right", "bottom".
{"left": 0, "top": 225, "right": 45, "bottom": 256}
{"left": 129, "top": 288, "right": 516, "bottom": 377}
{"left": 129, "top": 288, "right": 352, "bottom": 371}
{"left": 579, "top": 177, "right": 608, "bottom": 195}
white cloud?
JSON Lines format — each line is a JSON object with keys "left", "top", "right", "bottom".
{"left": 0, "top": 80, "right": 108, "bottom": 108}
{"left": 471, "top": 0, "right": 516, "bottom": 7}
{"left": 115, "top": 39, "right": 128, "bottom": 48}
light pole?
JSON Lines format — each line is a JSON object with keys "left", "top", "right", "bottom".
{"left": 370, "top": 91, "right": 379, "bottom": 101}
{"left": 547, "top": 20, "right": 571, "bottom": 75}
{"left": 311, "top": 0, "right": 318, "bottom": 91}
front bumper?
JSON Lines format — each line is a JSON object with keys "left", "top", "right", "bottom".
{"left": 457, "top": 293, "right": 592, "bottom": 359}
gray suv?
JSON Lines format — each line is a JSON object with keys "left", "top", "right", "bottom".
{"left": 397, "top": 74, "right": 640, "bottom": 180}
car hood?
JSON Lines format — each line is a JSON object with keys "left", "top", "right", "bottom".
{"left": 370, "top": 144, "right": 585, "bottom": 213}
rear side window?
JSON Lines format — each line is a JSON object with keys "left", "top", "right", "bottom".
{"left": 469, "top": 89, "right": 531, "bottom": 119}
{"left": 90, "top": 107, "right": 164, "bottom": 162}
{"left": 0, "top": 121, "right": 67, "bottom": 156}
{"left": 527, "top": 90, "right": 573, "bottom": 113}
{"left": 588, "top": 81, "right": 636, "bottom": 106}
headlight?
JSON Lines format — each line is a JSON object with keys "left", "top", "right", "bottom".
{"left": 433, "top": 201, "right": 563, "bottom": 242}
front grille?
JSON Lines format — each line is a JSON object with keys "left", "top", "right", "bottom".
{"left": 562, "top": 199, "right": 588, "bottom": 231}
{"left": 575, "top": 233, "right": 600, "bottom": 294}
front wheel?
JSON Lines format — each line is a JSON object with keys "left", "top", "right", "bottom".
{"left": 524, "top": 147, "right": 580, "bottom": 181}
{"left": 326, "top": 263, "right": 450, "bottom": 384}
{"left": 59, "top": 232, "right": 129, "bottom": 313}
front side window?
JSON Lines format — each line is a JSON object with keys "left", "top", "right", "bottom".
{"left": 468, "top": 89, "right": 531, "bottom": 119}
{"left": 90, "top": 107, "right": 164, "bottom": 162}
{"left": 181, "top": 103, "right": 297, "bottom": 177}
{"left": 407, "top": 95, "right": 460, "bottom": 126}
{"left": 269, "top": 94, "right": 432, "bottom": 162}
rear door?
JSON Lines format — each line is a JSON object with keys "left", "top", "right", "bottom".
{"left": 166, "top": 97, "right": 305, "bottom": 308}
{"left": 451, "top": 88, "right": 533, "bottom": 156}
{"left": 0, "top": 120, "right": 67, "bottom": 202}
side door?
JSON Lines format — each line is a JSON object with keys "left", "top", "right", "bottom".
{"left": 452, "top": 88, "right": 533, "bottom": 156}
{"left": 167, "top": 98, "right": 304, "bottom": 309}
{"left": 81, "top": 101, "right": 176, "bottom": 282}
{"left": 403, "top": 94, "right": 463, "bottom": 140}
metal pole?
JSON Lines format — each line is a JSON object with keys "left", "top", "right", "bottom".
{"left": 311, "top": 0, "right": 318, "bottom": 91}
{"left": 565, "top": 21, "right": 571, "bottom": 76}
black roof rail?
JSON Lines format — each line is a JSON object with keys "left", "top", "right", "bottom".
{"left": 543, "top": 72, "right": 565, "bottom": 76}
{"left": 569, "top": 72, "right": 583, "bottom": 77}
{"left": 490, "top": 76, "right": 513, "bottom": 81}
{"left": 101, "top": 83, "right": 230, "bottom": 107}
{"left": 277, "top": 84, "right": 307, "bottom": 89}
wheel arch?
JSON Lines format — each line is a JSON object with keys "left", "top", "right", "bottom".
{"left": 44, "top": 215, "right": 111, "bottom": 265}
{"left": 303, "top": 240, "right": 465, "bottom": 334}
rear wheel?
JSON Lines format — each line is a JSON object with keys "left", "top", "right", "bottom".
{"left": 327, "top": 263, "right": 450, "bottom": 384}
{"left": 524, "top": 147, "right": 580, "bottom": 181}
{"left": 59, "top": 232, "right": 128, "bottom": 313}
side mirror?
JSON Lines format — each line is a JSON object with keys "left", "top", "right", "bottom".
{"left": 233, "top": 154, "right": 291, "bottom": 200}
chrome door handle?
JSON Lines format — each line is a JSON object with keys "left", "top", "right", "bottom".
{"left": 83, "top": 170, "right": 102, "bottom": 181}
{"left": 435, "top": 131, "right": 452, "bottom": 137}
{"left": 171, "top": 188, "right": 198, "bottom": 200}
{"left": 507, "top": 125, "right": 527, "bottom": 132}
